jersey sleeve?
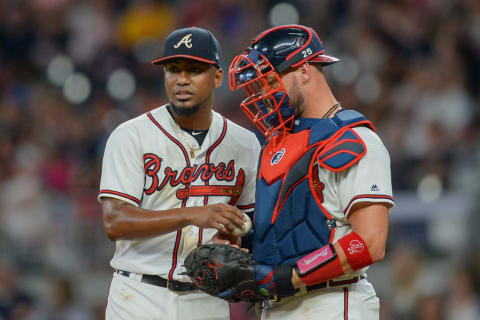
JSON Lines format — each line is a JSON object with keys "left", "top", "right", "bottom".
{"left": 336, "top": 130, "right": 395, "bottom": 217}
{"left": 98, "top": 126, "right": 145, "bottom": 206}
{"left": 235, "top": 137, "right": 261, "bottom": 214}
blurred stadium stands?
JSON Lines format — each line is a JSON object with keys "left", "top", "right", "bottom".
{"left": 1, "top": 0, "right": 479, "bottom": 319}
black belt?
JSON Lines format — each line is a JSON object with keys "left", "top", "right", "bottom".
{"left": 115, "top": 269, "right": 196, "bottom": 292}
{"left": 307, "top": 276, "right": 360, "bottom": 292}
{"left": 271, "top": 276, "right": 360, "bottom": 302}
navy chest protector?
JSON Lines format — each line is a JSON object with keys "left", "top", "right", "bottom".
{"left": 252, "top": 110, "right": 374, "bottom": 265}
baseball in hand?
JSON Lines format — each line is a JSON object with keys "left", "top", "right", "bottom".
{"left": 232, "top": 213, "right": 252, "bottom": 237}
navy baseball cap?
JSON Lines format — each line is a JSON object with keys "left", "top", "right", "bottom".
{"left": 152, "top": 27, "right": 221, "bottom": 67}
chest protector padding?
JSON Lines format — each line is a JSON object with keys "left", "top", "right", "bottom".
{"left": 252, "top": 110, "right": 374, "bottom": 266}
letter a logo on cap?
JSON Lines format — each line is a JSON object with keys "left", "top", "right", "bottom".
{"left": 174, "top": 34, "right": 193, "bottom": 49}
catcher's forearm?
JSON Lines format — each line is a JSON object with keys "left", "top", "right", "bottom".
{"left": 293, "top": 203, "right": 389, "bottom": 288}
{"left": 291, "top": 242, "right": 348, "bottom": 289}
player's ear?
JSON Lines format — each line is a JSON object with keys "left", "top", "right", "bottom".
{"left": 214, "top": 67, "right": 224, "bottom": 88}
{"left": 298, "top": 63, "right": 311, "bottom": 84}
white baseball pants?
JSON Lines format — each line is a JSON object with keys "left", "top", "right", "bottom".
{"left": 106, "top": 272, "right": 230, "bottom": 320}
{"left": 260, "top": 278, "right": 379, "bottom": 320}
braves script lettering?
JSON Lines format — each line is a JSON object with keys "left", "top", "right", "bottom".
{"left": 143, "top": 154, "right": 236, "bottom": 195}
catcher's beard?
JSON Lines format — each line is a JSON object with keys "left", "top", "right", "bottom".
{"left": 288, "top": 81, "right": 304, "bottom": 118}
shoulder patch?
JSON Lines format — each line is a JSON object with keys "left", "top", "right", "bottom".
{"left": 316, "top": 128, "right": 366, "bottom": 172}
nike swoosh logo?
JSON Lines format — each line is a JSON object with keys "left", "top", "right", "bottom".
{"left": 192, "top": 131, "right": 202, "bottom": 135}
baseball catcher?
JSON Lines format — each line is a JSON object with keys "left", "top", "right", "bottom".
{"left": 183, "top": 24, "right": 396, "bottom": 320}
{"left": 184, "top": 244, "right": 295, "bottom": 302}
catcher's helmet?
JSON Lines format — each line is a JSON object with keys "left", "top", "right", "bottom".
{"left": 251, "top": 25, "right": 340, "bottom": 73}
{"left": 228, "top": 25, "right": 339, "bottom": 144}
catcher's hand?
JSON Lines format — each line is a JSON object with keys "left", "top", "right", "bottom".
{"left": 183, "top": 244, "right": 268, "bottom": 302}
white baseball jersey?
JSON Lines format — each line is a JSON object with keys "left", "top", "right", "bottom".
{"left": 321, "top": 126, "right": 394, "bottom": 243}
{"left": 262, "top": 126, "right": 394, "bottom": 320}
{"left": 98, "top": 104, "right": 261, "bottom": 280}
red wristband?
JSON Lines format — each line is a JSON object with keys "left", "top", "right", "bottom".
{"left": 337, "top": 231, "right": 373, "bottom": 271}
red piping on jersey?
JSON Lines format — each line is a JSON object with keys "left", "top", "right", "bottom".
{"left": 343, "top": 194, "right": 394, "bottom": 215}
{"left": 147, "top": 111, "right": 192, "bottom": 280}
{"left": 99, "top": 190, "right": 141, "bottom": 205}
{"left": 147, "top": 112, "right": 191, "bottom": 167}
{"left": 238, "top": 203, "right": 255, "bottom": 210}
{"left": 204, "top": 117, "right": 228, "bottom": 198}
{"left": 344, "top": 287, "right": 349, "bottom": 320}
{"left": 199, "top": 117, "right": 228, "bottom": 245}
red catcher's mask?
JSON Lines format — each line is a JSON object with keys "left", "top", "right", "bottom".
{"left": 228, "top": 25, "right": 340, "bottom": 146}
{"left": 228, "top": 48, "right": 294, "bottom": 145}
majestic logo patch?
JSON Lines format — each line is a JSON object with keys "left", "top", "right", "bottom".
{"left": 371, "top": 184, "right": 379, "bottom": 191}
{"left": 347, "top": 240, "right": 365, "bottom": 254}
{"left": 174, "top": 34, "right": 193, "bottom": 48}
{"left": 271, "top": 148, "right": 285, "bottom": 165}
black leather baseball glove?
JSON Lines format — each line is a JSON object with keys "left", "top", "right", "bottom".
{"left": 183, "top": 244, "right": 265, "bottom": 302}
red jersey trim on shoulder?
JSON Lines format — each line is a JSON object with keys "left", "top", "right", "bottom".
{"left": 343, "top": 194, "right": 395, "bottom": 215}
{"left": 98, "top": 190, "right": 141, "bottom": 205}
{"left": 206, "top": 117, "right": 228, "bottom": 158}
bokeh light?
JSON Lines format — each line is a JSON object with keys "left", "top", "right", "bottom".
{"left": 331, "top": 55, "right": 359, "bottom": 86}
{"left": 47, "top": 55, "right": 74, "bottom": 87}
{"left": 355, "top": 73, "right": 381, "bottom": 104}
{"left": 269, "top": 2, "right": 299, "bottom": 27}
{"left": 107, "top": 68, "right": 136, "bottom": 101}
{"left": 417, "top": 174, "right": 443, "bottom": 203}
{"left": 62, "top": 73, "right": 92, "bottom": 104}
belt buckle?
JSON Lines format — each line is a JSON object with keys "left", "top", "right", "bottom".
{"left": 167, "top": 279, "right": 183, "bottom": 291}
